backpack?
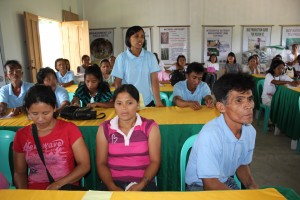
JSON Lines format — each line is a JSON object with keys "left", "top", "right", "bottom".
{"left": 170, "top": 70, "right": 186, "bottom": 86}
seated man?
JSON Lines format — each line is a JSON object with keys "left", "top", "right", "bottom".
{"left": 0, "top": 60, "right": 33, "bottom": 117}
{"left": 173, "top": 62, "right": 213, "bottom": 110}
{"left": 185, "top": 73, "right": 259, "bottom": 190}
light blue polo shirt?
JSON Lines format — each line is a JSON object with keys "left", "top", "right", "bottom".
{"left": 173, "top": 80, "right": 211, "bottom": 104}
{"left": 0, "top": 82, "right": 33, "bottom": 108}
{"left": 111, "top": 48, "right": 160, "bottom": 105}
{"left": 56, "top": 71, "right": 74, "bottom": 84}
{"left": 185, "top": 114, "right": 256, "bottom": 186}
{"left": 54, "top": 85, "right": 69, "bottom": 108}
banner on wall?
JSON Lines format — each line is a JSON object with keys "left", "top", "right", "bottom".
{"left": 281, "top": 26, "right": 300, "bottom": 49}
{"left": 122, "top": 27, "right": 152, "bottom": 52}
{"left": 203, "top": 26, "right": 232, "bottom": 64}
{"left": 242, "top": 26, "right": 272, "bottom": 52}
{"left": 159, "top": 26, "right": 189, "bottom": 65}
{"left": 89, "top": 28, "right": 114, "bottom": 64}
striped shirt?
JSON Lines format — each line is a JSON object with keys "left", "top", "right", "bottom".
{"left": 74, "top": 83, "right": 112, "bottom": 107}
{"left": 101, "top": 114, "right": 157, "bottom": 182}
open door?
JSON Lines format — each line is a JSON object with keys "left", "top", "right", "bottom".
{"left": 24, "top": 12, "right": 42, "bottom": 83}
{"left": 62, "top": 21, "right": 90, "bottom": 72}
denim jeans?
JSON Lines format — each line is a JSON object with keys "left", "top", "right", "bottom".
{"left": 186, "top": 177, "right": 240, "bottom": 191}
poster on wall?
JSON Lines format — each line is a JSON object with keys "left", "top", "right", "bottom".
{"left": 0, "top": 51, "right": 5, "bottom": 87}
{"left": 122, "top": 27, "right": 152, "bottom": 52}
{"left": 203, "top": 26, "right": 232, "bottom": 64}
{"left": 89, "top": 28, "right": 114, "bottom": 64}
{"left": 159, "top": 26, "right": 189, "bottom": 65}
{"left": 281, "top": 26, "right": 300, "bottom": 50}
{"left": 242, "top": 26, "right": 272, "bottom": 52}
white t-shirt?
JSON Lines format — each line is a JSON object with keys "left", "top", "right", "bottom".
{"left": 287, "top": 52, "right": 299, "bottom": 67}
{"left": 204, "top": 61, "right": 219, "bottom": 72}
{"left": 262, "top": 73, "right": 292, "bottom": 105}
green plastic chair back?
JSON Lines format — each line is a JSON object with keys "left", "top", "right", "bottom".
{"left": 0, "top": 130, "right": 16, "bottom": 188}
{"left": 256, "top": 79, "right": 270, "bottom": 134}
{"left": 160, "top": 92, "right": 171, "bottom": 106}
{"left": 180, "top": 134, "right": 241, "bottom": 191}
{"left": 180, "top": 134, "right": 197, "bottom": 191}
{"left": 169, "top": 93, "right": 174, "bottom": 106}
{"left": 297, "top": 97, "right": 300, "bottom": 153}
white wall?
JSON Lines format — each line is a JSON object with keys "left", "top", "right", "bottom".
{"left": 0, "top": 0, "right": 80, "bottom": 81}
{"left": 83, "top": 0, "right": 300, "bottom": 64}
{"left": 0, "top": 0, "right": 300, "bottom": 81}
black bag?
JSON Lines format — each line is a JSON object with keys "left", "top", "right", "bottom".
{"left": 170, "top": 69, "right": 186, "bottom": 86}
{"left": 31, "top": 124, "right": 88, "bottom": 191}
{"left": 60, "top": 105, "right": 105, "bottom": 120}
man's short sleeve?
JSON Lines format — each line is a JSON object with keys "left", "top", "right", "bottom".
{"left": 0, "top": 85, "right": 9, "bottom": 104}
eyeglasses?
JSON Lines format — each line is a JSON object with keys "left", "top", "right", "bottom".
{"left": 7, "top": 69, "right": 22, "bottom": 74}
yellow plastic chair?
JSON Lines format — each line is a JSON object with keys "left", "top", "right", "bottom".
{"left": 180, "top": 134, "right": 241, "bottom": 191}
{"left": 256, "top": 79, "right": 270, "bottom": 134}
{"left": 0, "top": 130, "right": 16, "bottom": 189}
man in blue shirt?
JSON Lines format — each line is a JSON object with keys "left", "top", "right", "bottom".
{"left": 185, "top": 73, "right": 259, "bottom": 190}
{"left": 0, "top": 60, "right": 33, "bottom": 117}
{"left": 173, "top": 62, "right": 213, "bottom": 110}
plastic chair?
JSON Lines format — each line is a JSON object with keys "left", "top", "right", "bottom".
{"left": 256, "top": 79, "right": 270, "bottom": 134}
{"left": 169, "top": 93, "right": 174, "bottom": 106}
{"left": 180, "top": 134, "right": 242, "bottom": 191}
{"left": 160, "top": 92, "right": 171, "bottom": 106}
{"left": 0, "top": 130, "right": 16, "bottom": 188}
{"left": 180, "top": 134, "right": 197, "bottom": 191}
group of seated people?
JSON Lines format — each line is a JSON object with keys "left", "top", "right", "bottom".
{"left": 0, "top": 25, "right": 299, "bottom": 191}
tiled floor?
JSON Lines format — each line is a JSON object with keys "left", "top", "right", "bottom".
{"left": 251, "top": 119, "right": 300, "bottom": 194}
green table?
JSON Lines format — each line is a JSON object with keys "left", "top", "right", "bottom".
{"left": 270, "top": 86, "right": 300, "bottom": 140}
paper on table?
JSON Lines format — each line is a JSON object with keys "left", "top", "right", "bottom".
{"left": 0, "top": 112, "right": 14, "bottom": 120}
{"left": 82, "top": 191, "right": 113, "bottom": 200}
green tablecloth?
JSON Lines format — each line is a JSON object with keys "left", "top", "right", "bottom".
{"left": 1, "top": 124, "right": 203, "bottom": 191}
{"left": 270, "top": 86, "right": 300, "bottom": 140}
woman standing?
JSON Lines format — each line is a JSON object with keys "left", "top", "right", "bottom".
{"left": 111, "top": 26, "right": 163, "bottom": 107}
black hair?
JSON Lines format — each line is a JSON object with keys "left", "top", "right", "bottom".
{"left": 208, "top": 54, "right": 218, "bottom": 62}
{"left": 99, "top": 59, "right": 110, "bottom": 66}
{"left": 153, "top": 52, "right": 159, "bottom": 64}
{"left": 213, "top": 73, "right": 254, "bottom": 104}
{"left": 125, "top": 26, "right": 145, "bottom": 48}
{"left": 64, "top": 59, "right": 70, "bottom": 71}
{"left": 266, "top": 60, "right": 285, "bottom": 76}
{"left": 226, "top": 52, "right": 237, "bottom": 63}
{"left": 248, "top": 55, "right": 256, "bottom": 63}
{"left": 272, "top": 54, "right": 282, "bottom": 62}
{"left": 177, "top": 55, "right": 186, "bottom": 64}
{"left": 186, "top": 62, "right": 204, "bottom": 75}
{"left": 37, "top": 67, "right": 57, "bottom": 84}
{"left": 54, "top": 58, "right": 65, "bottom": 71}
{"left": 23, "top": 84, "right": 57, "bottom": 114}
{"left": 4, "top": 60, "right": 22, "bottom": 72}
{"left": 84, "top": 64, "right": 110, "bottom": 92}
{"left": 82, "top": 55, "right": 90, "bottom": 62}
{"left": 112, "top": 84, "right": 139, "bottom": 103}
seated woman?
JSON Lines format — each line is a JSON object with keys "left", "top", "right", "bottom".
{"left": 71, "top": 64, "right": 113, "bottom": 108}
{"left": 262, "top": 60, "right": 300, "bottom": 106}
{"left": 37, "top": 67, "right": 69, "bottom": 113}
{"left": 96, "top": 84, "right": 161, "bottom": 191}
{"left": 222, "top": 52, "right": 242, "bottom": 75}
{"left": 167, "top": 55, "right": 187, "bottom": 72}
{"left": 0, "top": 60, "right": 33, "bottom": 117}
{"left": 242, "top": 56, "right": 260, "bottom": 75}
{"left": 55, "top": 58, "right": 74, "bottom": 87}
{"left": 13, "top": 84, "right": 90, "bottom": 190}
{"left": 204, "top": 54, "right": 219, "bottom": 89}
{"left": 100, "top": 59, "right": 114, "bottom": 86}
